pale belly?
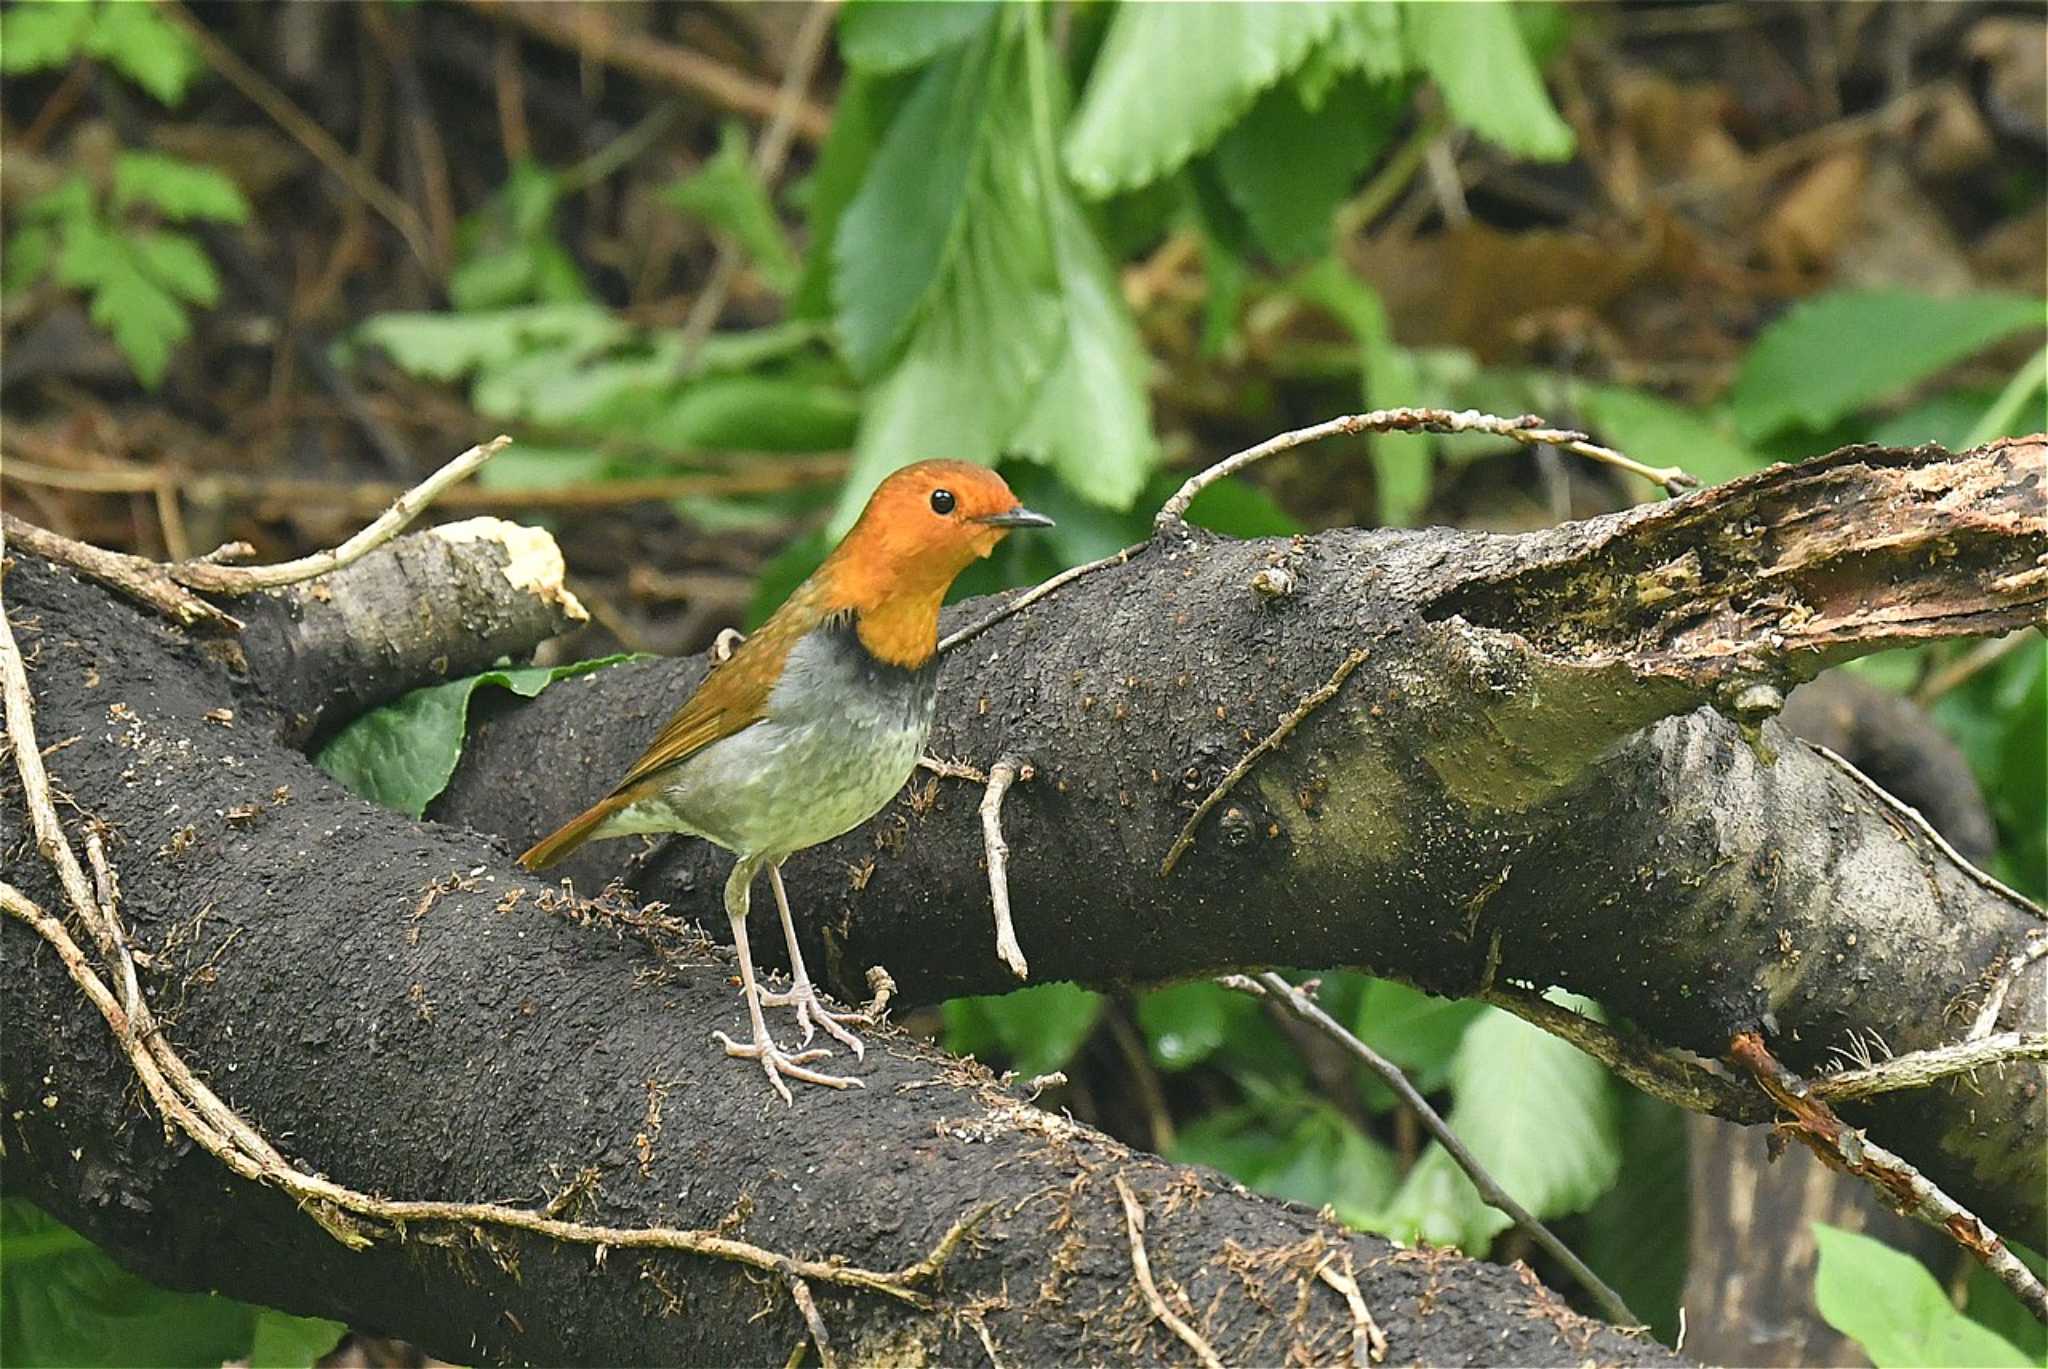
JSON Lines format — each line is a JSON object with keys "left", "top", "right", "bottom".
{"left": 596, "top": 618, "right": 938, "bottom": 859}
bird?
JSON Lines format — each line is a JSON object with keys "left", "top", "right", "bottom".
{"left": 519, "top": 460, "right": 1052, "bottom": 1102}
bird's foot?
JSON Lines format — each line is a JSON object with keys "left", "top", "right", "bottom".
{"left": 759, "top": 975, "right": 871, "bottom": 1059}
{"left": 714, "top": 1028, "right": 864, "bottom": 1106}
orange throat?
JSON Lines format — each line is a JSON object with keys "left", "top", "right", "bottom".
{"left": 852, "top": 589, "right": 944, "bottom": 669}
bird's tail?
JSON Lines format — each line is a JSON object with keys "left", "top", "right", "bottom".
{"left": 518, "top": 796, "right": 626, "bottom": 870}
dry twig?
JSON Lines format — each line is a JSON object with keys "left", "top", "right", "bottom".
{"left": 1314, "top": 1251, "right": 1389, "bottom": 1366}
{"left": 1112, "top": 1175, "right": 1226, "bottom": 1369}
{"left": 1811, "top": 1031, "right": 2048, "bottom": 1102}
{"left": 782, "top": 1268, "right": 838, "bottom": 1369}
{"left": 979, "top": 757, "right": 1032, "bottom": 980}
{"left": 1972, "top": 937, "right": 2048, "bottom": 1041}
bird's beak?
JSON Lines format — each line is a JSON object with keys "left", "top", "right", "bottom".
{"left": 975, "top": 506, "right": 1055, "bottom": 529}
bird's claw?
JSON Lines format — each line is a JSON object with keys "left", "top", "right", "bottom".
{"left": 759, "top": 977, "right": 872, "bottom": 1060}
{"left": 714, "top": 1029, "right": 863, "bottom": 1105}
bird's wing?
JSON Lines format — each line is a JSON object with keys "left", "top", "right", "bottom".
{"left": 609, "top": 604, "right": 810, "bottom": 795}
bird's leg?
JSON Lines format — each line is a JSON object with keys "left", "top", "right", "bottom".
{"left": 710, "top": 857, "right": 861, "bottom": 1103}
{"left": 757, "top": 862, "right": 870, "bottom": 1059}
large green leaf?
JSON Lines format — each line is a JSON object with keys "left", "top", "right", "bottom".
{"left": 1213, "top": 74, "right": 1403, "bottom": 263}
{"left": 833, "top": 29, "right": 1003, "bottom": 377}
{"left": 1402, "top": 0, "right": 1572, "bottom": 161}
{"left": 1578, "top": 384, "right": 1765, "bottom": 488}
{"left": 1730, "top": 289, "right": 2046, "bottom": 440}
{"left": 1812, "top": 1223, "right": 2034, "bottom": 1369}
{"left": 1064, "top": 2, "right": 1342, "bottom": 197}
{"left": 111, "top": 151, "right": 251, "bottom": 223}
{"left": 0, "top": 1199, "right": 343, "bottom": 1369}
{"left": 0, "top": 1, "right": 95, "bottom": 74}
{"left": 838, "top": 0, "right": 997, "bottom": 73}
{"left": 1351, "top": 977, "right": 1483, "bottom": 1094}
{"left": 665, "top": 123, "right": 800, "bottom": 295}
{"left": 941, "top": 982, "right": 1103, "bottom": 1077}
{"left": 317, "top": 656, "right": 639, "bottom": 818}
{"left": 1367, "top": 999, "right": 1620, "bottom": 1252}
{"left": 791, "top": 71, "right": 907, "bottom": 320}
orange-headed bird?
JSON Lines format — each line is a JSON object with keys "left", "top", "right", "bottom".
{"left": 520, "top": 461, "right": 1052, "bottom": 1101}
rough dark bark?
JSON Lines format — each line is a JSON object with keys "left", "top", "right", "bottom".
{"left": 1, "top": 554, "right": 1668, "bottom": 1368}
{"left": 3, "top": 437, "right": 2040, "bottom": 1366}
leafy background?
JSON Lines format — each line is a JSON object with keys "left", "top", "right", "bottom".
{"left": 2, "top": 2, "right": 2042, "bottom": 1365}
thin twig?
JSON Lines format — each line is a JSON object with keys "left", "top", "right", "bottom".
{"left": 1313, "top": 1251, "right": 1388, "bottom": 1366}
{"left": 1231, "top": 974, "right": 1640, "bottom": 1327}
{"left": 169, "top": 436, "right": 512, "bottom": 593}
{"left": 155, "top": 0, "right": 436, "bottom": 271}
{"left": 782, "top": 1267, "right": 838, "bottom": 1369}
{"left": 1810, "top": 1032, "right": 2048, "bottom": 1102}
{"left": 1111, "top": 1175, "right": 1226, "bottom": 1369}
{"left": 1730, "top": 1032, "right": 2047, "bottom": 1323}
{"left": 1971, "top": 938, "right": 2048, "bottom": 1042}
{"left": 677, "top": 0, "right": 838, "bottom": 371}
{"left": 2, "top": 512, "right": 240, "bottom": 630}
{"left": 1814, "top": 745, "right": 2046, "bottom": 922}
{"left": 1154, "top": 409, "right": 1695, "bottom": 529}
{"left": 979, "top": 757, "right": 1032, "bottom": 980}
{"left": 938, "top": 544, "right": 1144, "bottom": 656}
{"left": 1161, "top": 649, "right": 1368, "bottom": 877}
{"left": 1915, "top": 630, "right": 2039, "bottom": 706}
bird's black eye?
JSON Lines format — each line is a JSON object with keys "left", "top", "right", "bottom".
{"left": 930, "top": 488, "right": 956, "bottom": 515}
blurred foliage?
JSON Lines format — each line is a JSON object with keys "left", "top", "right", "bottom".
{"left": 6, "top": 0, "right": 2046, "bottom": 1360}
{"left": 0, "top": 1198, "right": 344, "bottom": 1368}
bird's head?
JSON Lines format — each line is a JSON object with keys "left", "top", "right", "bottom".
{"left": 819, "top": 460, "right": 1053, "bottom": 664}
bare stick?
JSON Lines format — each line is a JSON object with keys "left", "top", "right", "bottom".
{"left": 170, "top": 436, "right": 511, "bottom": 593}
{"left": 1314, "top": 1251, "right": 1389, "bottom": 1366}
{"left": 1154, "top": 409, "right": 1696, "bottom": 529}
{"left": 1972, "top": 938, "right": 2048, "bottom": 1041}
{"left": 678, "top": 0, "right": 837, "bottom": 370}
{"left": 1112, "top": 1175, "right": 1226, "bottom": 1369}
{"left": 980, "top": 757, "right": 1031, "bottom": 980}
{"left": 1731, "top": 1032, "right": 2047, "bottom": 1323}
{"left": 782, "top": 1268, "right": 838, "bottom": 1369}
{"left": 1814, "top": 744, "right": 2046, "bottom": 922}
{"left": 937, "top": 543, "right": 1143, "bottom": 656}
{"left": 1161, "top": 650, "right": 1368, "bottom": 877}
{"left": 1, "top": 513, "right": 240, "bottom": 630}
{"left": 1228, "top": 973, "right": 1640, "bottom": 1327}
{"left": 1810, "top": 1032, "right": 2048, "bottom": 1102}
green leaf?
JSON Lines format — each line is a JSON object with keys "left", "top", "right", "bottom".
{"left": 85, "top": 0, "right": 201, "bottom": 105}
{"left": 792, "top": 71, "right": 906, "bottom": 321}
{"left": 1351, "top": 977, "right": 1483, "bottom": 1093}
{"left": 1812, "top": 1223, "right": 2034, "bottom": 1368}
{"left": 317, "top": 656, "right": 641, "bottom": 818}
{"left": 0, "top": 0, "right": 95, "bottom": 74}
{"left": 647, "top": 375, "right": 862, "bottom": 453}
{"left": 1213, "top": 74, "right": 1402, "bottom": 263}
{"left": 1138, "top": 981, "right": 1263, "bottom": 1071}
{"left": 1369, "top": 999, "right": 1620, "bottom": 1252}
{"left": 839, "top": 0, "right": 997, "bottom": 73}
{"left": 1401, "top": 0, "right": 1573, "bottom": 161}
{"left": 1260, "top": 1107, "right": 1402, "bottom": 1214}
{"left": 111, "top": 151, "right": 251, "bottom": 223}
{"left": 0, "top": 1199, "right": 253, "bottom": 1367}
{"left": 1064, "top": 2, "right": 1342, "bottom": 197}
{"left": 1961, "top": 1242, "right": 2048, "bottom": 1367}
{"left": 941, "top": 982, "right": 1102, "bottom": 1077}
{"left": 23, "top": 173, "right": 96, "bottom": 223}
{"left": 1578, "top": 385, "right": 1765, "bottom": 488}
{"left": 665, "top": 123, "right": 800, "bottom": 295}
{"left": 1287, "top": 258, "right": 1429, "bottom": 524}
{"left": 1869, "top": 387, "right": 2005, "bottom": 451}
{"left": 833, "top": 29, "right": 1004, "bottom": 377}
{"left": 246, "top": 1310, "right": 348, "bottom": 1369}
{"left": 1314, "top": 1, "right": 1407, "bottom": 88}
{"left": 1006, "top": 189, "right": 1158, "bottom": 509}
{"left": 57, "top": 217, "right": 191, "bottom": 386}
{"left": 1730, "top": 289, "right": 2047, "bottom": 440}
{"left": 353, "top": 303, "right": 627, "bottom": 383}
{"left": 5, "top": 223, "right": 58, "bottom": 292}
{"left": 128, "top": 229, "right": 219, "bottom": 306}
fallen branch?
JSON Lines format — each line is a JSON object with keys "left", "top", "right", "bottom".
{"left": 1113, "top": 1175, "right": 1226, "bottom": 1369}
{"left": 979, "top": 756, "right": 1031, "bottom": 980}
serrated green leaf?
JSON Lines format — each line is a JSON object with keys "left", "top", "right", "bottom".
{"left": 1402, "top": 0, "right": 1573, "bottom": 161}
{"left": 128, "top": 229, "right": 218, "bottom": 306}
{"left": 833, "top": 29, "right": 1003, "bottom": 377}
{"left": 1813, "top": 1223, "right": 2034, "bottom": 1368}
{"left": 0, "top": 0, "right": 95, "bottom": 74}
{"left": 1310, "top": 0, "right": 1406, "bottom": 90}
{"left": 57, "top": 218, "right": 191, "bottom": 386}
{"left": 1368, "top": 999, "right": 1620, "bottom": 1253}
{"left": 941, "top": 982, "right": 1102, "bottom": 1077}
{"left": 111, "top": 151, "right": 251, "bottom": 223}
{"left": 1730, "top": 289, "right": 2046, "bottom": 440}
{"left": 792, "top": 72, "right": 908, "bottom": 321}
{"left": 665, "top": 123, "right": 800, "bottom": 295}
{"left": 1578, "top": 384, "right": 1765, "bottom": 488}
{"left": 1214, "top": 74, "right": 1402, "bottom": 263}
{"left": 86, "top": 1, "right": 201, "bottom": 105}
{"left": 1064, "top": 2, "right": 1342, "bottom": 197}
{"left": 316, "top": 656, "right": 641, "bottom": 817}
{"left": 1007, "top": 189, "right": 1157, "bottom": 509}
{"left": 839, "top": 0, "right": 997, "bottom": 74}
